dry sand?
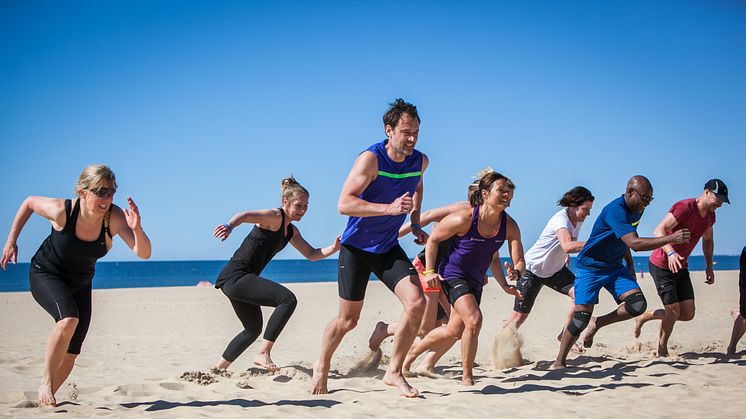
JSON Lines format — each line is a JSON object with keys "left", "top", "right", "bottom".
{"left": 1, "top": 270, "right": 745, "bottom": 417}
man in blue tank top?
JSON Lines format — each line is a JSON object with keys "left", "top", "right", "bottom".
{"left": 551, "top": 176, "right": 690, "bottom": 370}
{"left": 311, "top": 99, "right": 428, "bottom": 398}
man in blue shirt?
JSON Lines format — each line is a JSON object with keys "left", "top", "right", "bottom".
{"left": 726, "top": 245, "right": 746, "bottom": 356}
{"left": 551, "top": 176, "right": 690, "bottom": 369}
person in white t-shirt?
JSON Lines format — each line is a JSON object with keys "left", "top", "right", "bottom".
{"left": 505, "top": 186, "right": 594, "bottom": 330}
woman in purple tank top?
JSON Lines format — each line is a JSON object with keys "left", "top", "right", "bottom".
{"left": 404, "top": 170, "right": 525, "bottom": 386}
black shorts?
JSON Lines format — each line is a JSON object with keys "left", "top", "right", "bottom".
{"left": 29, "top": 267, "right": 92, "bottom": 355}
{"left": 513, "top": 266, "right": 575, "bottom": 313}
{"left": 649, "top": 261, "right": 695, "bottom": 305}
{"left": 441, "top": 278, "right": 482, "bottom": 306}
{"left": 338, "top": 244, "right": 416, "bottom": 301}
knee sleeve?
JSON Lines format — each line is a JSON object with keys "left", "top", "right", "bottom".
{"left": 623, "top": 292, "right": 647, "bottom": 317}
{"left": 567, "top": 311, "right": 592, "bottom": 337}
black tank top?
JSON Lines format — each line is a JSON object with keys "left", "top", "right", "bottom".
{"left": 226, "top": 208, "right": 294, "bottom": 275}
{"left": 31, "top": 199, "right": 109, "bottom": 286}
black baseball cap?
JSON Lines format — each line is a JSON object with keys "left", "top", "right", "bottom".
{"left": 705, "top": 179, "right": 730, "bottom": 204}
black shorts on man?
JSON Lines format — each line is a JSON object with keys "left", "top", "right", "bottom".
{"left": 648, "top": 261, "right": 695, "bottom": 305}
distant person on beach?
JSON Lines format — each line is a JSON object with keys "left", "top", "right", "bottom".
{"left": 403, "top": 171, "right": 524, "bottom": 385}
{"left": 634, "top": 179, "right": 729, "bottom": 356}
{"left": 311, "top": 99, "right": 428, "bottom": 397}
{"left": 551, "top": 175, "right": 690, "bottom": 370}
{"left": 727, "top": 245, "right": 746, "bottom": 356}
{"left": 213, "top": 176, "right": 340, "bottom": 372}
{"left": 505, "top": 187, "right": 594, "bottom": 339}
{"left": 0, "top": 164, "right": 151, "bottom": 407}
{"left": 369, "top": 174, "right": 489, "bottom": 355}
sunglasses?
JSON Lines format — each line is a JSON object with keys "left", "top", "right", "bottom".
{"left": 90, "top": 187, "right": 116, "bottom": 198}
{"left": 633, "top": 190, "right": 654, "bottom": 204}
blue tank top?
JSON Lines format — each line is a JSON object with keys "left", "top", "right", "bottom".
{"left": 341, "top": 140, "right": 423, "bottom": 254}
{"left": 438, "top": 206, "right": 507, "bottom": 289}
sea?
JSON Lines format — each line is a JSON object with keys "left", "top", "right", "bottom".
{"left": 0, "top": 255, "right": 741, "bottom": 293}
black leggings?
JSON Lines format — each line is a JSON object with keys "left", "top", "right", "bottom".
{"left": 29, "top": 269, "right": 92, "bottom": 355}
{"left": 219, "top": 272, "right": 297, "bottom": 363}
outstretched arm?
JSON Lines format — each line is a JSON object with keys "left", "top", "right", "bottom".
{"left": 289, "top": 226, "right": 341, "bottom": 261}
{"left": 398, "top": 200, "right": 470, "bottom": 237}
{"left": 213, "top": 208, "right": 283, "bottom": 241}
{"left": 702, "top": 226, "right": 714, "bottom": 284}
{"left": 421, "top": 209, "right": 471, "bottom": 289}
{"left": 2, "top": 196, "right": 66, "bottom": 270}
{"left": 653, "top": 212, "right": 685, "bottom": 273}
{"left": 621, "top": 228, "right": 690, "bottom": 253}
{"left": 556, "top": 228, "right": 584, "bottom": 254}
{"left": 409, "top": 154, "right": 429, "bottom": 244}
{"left": 109, "top": 197, "right": 151, "bottom": 259}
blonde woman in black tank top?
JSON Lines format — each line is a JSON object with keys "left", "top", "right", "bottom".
{"left": 212, "top": 176, "right": 340, "bottom": 373}
{"left": 1, "top": 164, "right": 151, "bottom": 407}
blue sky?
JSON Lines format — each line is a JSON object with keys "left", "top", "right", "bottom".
{"left": 1, "top": 0, "right": 744, "bottom": 262}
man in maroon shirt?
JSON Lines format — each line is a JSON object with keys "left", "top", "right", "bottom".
{"left": 634, "top": 179, "right": 730, "bottom": 356}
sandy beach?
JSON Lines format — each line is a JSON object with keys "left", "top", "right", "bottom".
{"left": 1, "top": 270, "right": 744, "bottom": 418}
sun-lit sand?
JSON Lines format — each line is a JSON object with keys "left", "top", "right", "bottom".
{"left": 1, "top": 270, "right": 744, "bottom": 417}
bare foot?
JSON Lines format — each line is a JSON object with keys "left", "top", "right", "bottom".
{"left": 369, "top": 321, "right": 390, "bottom": 351}
{"left": 548, "top": 362, "right": 566, "bottom": 371}
{"left": 634, "top": 316, "right": 647, "bottom": 338}
{"left": 461, "top": 376, "right": 475, "bottom": 386}
{"left": 38, "top": 383, "right": 56, "bottom": 407}
{"left": 730, "top": 308, "right": 741, "bottom": 321}
{"left": 383, "top": 370, "right": 419, "bottom": 398}
{"left": 253, "top": 353, "right": 280, "bottom": 372}
{"left": 581, "top": 317, "right": 598, "bottom": 348}
{"left": 414, "top": 363, "right": 438, "bottom": 379}
{"left": 656, "top": 347, "right": 669, "bottom": 357}
{"left": 310, "top": 361, "right": 328, "bottom": 395}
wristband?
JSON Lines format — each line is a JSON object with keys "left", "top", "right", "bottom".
{"left": 224, "top": 223, "right": 233, "bottom": 233}
{"left": 411, "top": 223, "right": 421, "bottom": 229}
{"left": 422, "top": 269, "right": 435, "bottom": 275}
{"left": 666, "top": 250, "right": 676, "bottom": 257}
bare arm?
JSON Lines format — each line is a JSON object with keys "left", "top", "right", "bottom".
{"left": 623, "top": 248, "right": 635, "bottom": 276}
{"left": 338, "top": 152, "right": 412, "bottom": 217}
{"left": 702, "top": 226, "right": 714, "bottom": 284}
{"left": 398, "top": 200, "right": 470, "bottom": 237}
{"left": 505, "top": 216, "right": 525, "bottom": 276}
{"left": 556, "top": 227, "right": 584, "bottom": 254}
{"left": 490, "top": 250, "right": 522, "bottom": 297}
{"left": 108, "top": 197, "right": 151, "bottom": 259}
{"left": 421, "top": 209, "right": 471, "bottom": 289}
{"left": 289, "top": 226, "right": 341, "bottom": 261}
{"left": 213, "top": 208, "right": 283, "bottom": 241}
{"left": 2, "top": 196, "right": 66, "bottom": 270}
{"left": 653, "top": 212, "right": 687, "bottom": 273}
{"left": 621, "top": 228, "right": 690, "bottom": 252}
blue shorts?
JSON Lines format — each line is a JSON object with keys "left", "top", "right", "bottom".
{"left": 573, "top": 265, "right": 640, "bottom": 305}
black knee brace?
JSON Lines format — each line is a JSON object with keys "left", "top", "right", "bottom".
{"left": 567, "top": 311, "right": 592, "bottom": 337}
{"left": 623, "top": 292, "right": 647, "bottom": 317}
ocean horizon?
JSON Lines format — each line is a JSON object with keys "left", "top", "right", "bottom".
{"left": 0, "top": 255, "right": 741, "bottom": 293}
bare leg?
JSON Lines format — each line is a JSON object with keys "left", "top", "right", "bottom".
{"left": 50, "top": 354, "right": 77, "bottom": 395}
{"left": 311, "top": 299, "right": 363, "bottom": 395}
{"left": 657, "top": 302, "right": 683, "bottom": 357}
{"left": 383, "top": 277, "right": 425, "bottom": 397}
{"left": 727, "top": 313, "right": 746, "bottom": 356}
{"left": 413, "top": 336, "right": 458, "bottom": 376}
{"left": 254, "top": 339, "right": 280, "bottom": 371}
{"left": 39, "top": 317, "right": 79, "bottom": 407}
{"left": 452, "top": 295, "right": 482, "bottom": 386}
{"left": 505, "top": 311, "right": 529, "bottom": 329}
{"left": 215, "top": 357, "right": 231, "bottom": 369}
{"left": 418, "top": 291, "right": 440, "bottom": 337}
{"left": 551, "top": 304, "right": 593, "bottom": 370}
{"left": 405, "top": 308, "right": 464, "bottom": 371}
{"left": 582, "top": 289, "right": 641, "bottom": 348}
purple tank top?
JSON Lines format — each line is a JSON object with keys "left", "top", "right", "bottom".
{"left": 438, "top": 206, "right": 507, "bottom": 289}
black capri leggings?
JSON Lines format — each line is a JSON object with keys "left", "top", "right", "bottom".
{"left": 29, "top": 269, "right": 92, "bottom": 355}
{"left": 219, "top": 271, "right": 298, "bottom": 363}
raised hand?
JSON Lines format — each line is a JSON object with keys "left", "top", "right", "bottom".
{"left": 124, "top": 197, "right": 142, "bottom": 231}
{"left": 504, "top": 261, "right": 519, "bottom": 282}
{"left": 412, "top": 225, "right": 429, "bottom": 245}
{"left": 423, "top": 272, "right": 441, "bottom": 290}
{"left": 331, "top": 235, "right": 342, "bottom": 252}
{"left": 386, "top": 192, "right": 413, "bottom": 215}
{"left": 213, "top": 224, "right": 232, "bottom": 241}
{"left": 503, "top": 284, "right": 523, "bottom": 299}
{"left": 1, "top": 241, "right": 18, "bottom": 270}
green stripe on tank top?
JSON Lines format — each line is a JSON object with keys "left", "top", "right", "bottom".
{"left": 378, "top": 170, "right": 422, "bottom": 179}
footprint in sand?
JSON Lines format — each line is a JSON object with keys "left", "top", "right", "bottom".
{"left": 114, "top": 383, "right": 162, "bottom": 396}
{"left": 66, "top": 382, "right": 78, "bottom": 401}
{"left": 159, "top": 382, "right": 185, "bottom": 391}
{"left": 14, "top": 400, "right": 39, "bottom": 408}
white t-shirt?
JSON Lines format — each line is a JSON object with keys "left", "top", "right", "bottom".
{"left": 524, "top": 208, "right": 583, "bottom": 278}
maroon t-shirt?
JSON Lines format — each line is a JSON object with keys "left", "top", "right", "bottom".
{"left": 649, "top": 198, "right": 715, "bottom": 269}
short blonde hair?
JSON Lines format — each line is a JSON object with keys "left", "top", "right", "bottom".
{"left": 75, "top": 164, "right": 117, "bottom": 195}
